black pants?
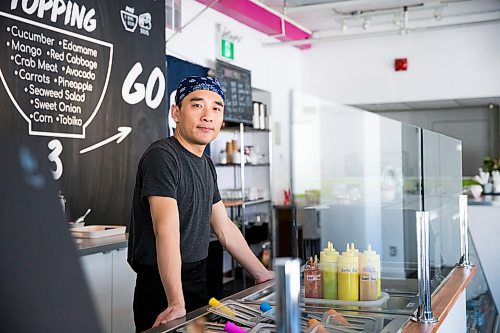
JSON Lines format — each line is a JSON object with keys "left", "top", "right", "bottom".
{"left": 133, "top": 259, "right": 208, "bottom": 333}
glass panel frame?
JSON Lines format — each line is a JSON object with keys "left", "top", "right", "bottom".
{"left": 290, "top": 90, "right": 462, "bottom": 295}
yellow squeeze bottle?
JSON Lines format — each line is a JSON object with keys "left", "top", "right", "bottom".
{"left": 209, "top": 297, "right": 236, "bottom": 317}
{"left": 337, "top": 244, "right": 359, "bottom": 301}
{"left": 320, "top": 241, "right": 339, "bottom": 299}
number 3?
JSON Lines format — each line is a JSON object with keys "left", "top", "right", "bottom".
{"left": 48, "top": 139, "right": 63, "bottom": 180}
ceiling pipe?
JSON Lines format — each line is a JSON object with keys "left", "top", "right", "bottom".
{"left": 166, "top": 0, "right": 221, "bottom": 44}
{"left": 332, "top": 2, "right": 423, "bottom": 17}
{"left": 285, "top": 0, "right": 428, "bottom": 13}
{"left": 263, "top": 10, "right": 500, "bottom": 47}
{"left": 269, "top": 0, "right": 287, "bottom": 38}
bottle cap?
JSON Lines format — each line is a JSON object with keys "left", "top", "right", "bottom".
{"left": 363, "top": 244, "right": 377, "bottom": 256}
{"left": 320, "top": 241, "right": 339, "bottom": 263}
{"left": 338, "top": 243, "right": 358, "bottom": 264}
{"left": 260, "top": 302, "right": 272, "bottom": 312}
{"left": 359, "top": 244, "right": 380, "bottom": 267}
{"left": 305, "top": 256, "right": 314, "bottom": 270}
{"left": 350, "top": 242, "right": 360, "bottom": 255}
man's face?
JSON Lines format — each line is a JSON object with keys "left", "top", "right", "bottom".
{"left": 171, "top": 90, "right": 224, "bottom": 146}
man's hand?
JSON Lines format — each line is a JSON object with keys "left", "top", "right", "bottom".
{"left": 255, "top": 270, "right": 275, "bottom": 284}
{"left": 152, "top": 304, "right": 186, "bottom": 328}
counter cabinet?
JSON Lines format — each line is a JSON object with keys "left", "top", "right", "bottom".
{"left": 80, "top": 247, "right": 136, "bottom": 333}
{"left": 77, "top": 235, "right": 136, "bottom": 333}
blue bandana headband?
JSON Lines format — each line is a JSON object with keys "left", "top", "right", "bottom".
{"left": 175, "top": 76, "right": 225, "bottom": 105}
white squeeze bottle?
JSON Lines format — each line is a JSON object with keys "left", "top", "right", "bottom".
{"left": 359, "top": 245, "right": 381, "bottom": 301}
{"left": 350, "top": 243, "right": 360, "bottom": 256}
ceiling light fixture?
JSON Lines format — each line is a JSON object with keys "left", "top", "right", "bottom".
{"left": 362, "top": 17, "right": 370, "bottom": 30}
{"left": 393, "top": 13, "right": 401, "bottom": 27}
{"left": 400, "top": 6, "right": 409, "bottom": 34}
{"left": 341, "top": 19, "right": 347, "bottom": 32}
{"left": 434, "top": 7, "right": 443, "bottom": 21}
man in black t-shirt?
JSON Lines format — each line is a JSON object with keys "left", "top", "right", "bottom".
{"left": 128, "top": 76, "right": 274, "bottom": 332}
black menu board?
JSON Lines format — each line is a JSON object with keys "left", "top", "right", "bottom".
{"left": 0, "top": 0, "right": 167, "bottom": 227}
{"left": 216, "top": 60, "right": 252, "bottom": 124}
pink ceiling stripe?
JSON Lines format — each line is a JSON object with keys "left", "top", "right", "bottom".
{"left": 197, "top": 0, "right": 311, "bottom": 48}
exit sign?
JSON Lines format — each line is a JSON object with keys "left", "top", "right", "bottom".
{"left": 221, "top": 39, "right": 234, "bottom": 60}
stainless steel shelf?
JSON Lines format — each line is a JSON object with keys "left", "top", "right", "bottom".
{"left": 215, "top": 163, "right": 270, "bottom": 167}
{"left": 222, "top": 198, "right": 271, "bottom": 207}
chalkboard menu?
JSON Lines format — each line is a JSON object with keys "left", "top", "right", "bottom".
{"left": 216, "top": 60, "right": 252, "bottom": 124}
{"left": 0, "top": 0, "right": 167, "bottom": 227}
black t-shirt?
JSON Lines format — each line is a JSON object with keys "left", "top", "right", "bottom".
{"left": 128, "top": 136, "right": 221, "bottom": 270}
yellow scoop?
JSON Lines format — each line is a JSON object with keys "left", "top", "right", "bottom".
{"left": 208, "top": 297, "right": 236, "bottom": 317}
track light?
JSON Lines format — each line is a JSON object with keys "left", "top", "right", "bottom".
{"left": 434, "top": 5, "right": 444, "bottom": 21}
{"left": 341, "top": 19, "right": 347, "bottom": 32}
{"left": 393, "top": 13, "right": 401, "bottom": 27}
{"left": 362, "top": 17, "right": 370, "bottom": 30}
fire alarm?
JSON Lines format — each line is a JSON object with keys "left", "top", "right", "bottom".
{"left": 395, "top": 58, "right": 408, "bottom": 71}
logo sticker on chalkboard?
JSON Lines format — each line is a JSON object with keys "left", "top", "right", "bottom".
{"left": 0, "top": 11, "right": 113, "bottom": 139}
{"left": 138, "top": 13, "right": 152, "bottom": 36}
{"left": 120, "top": 7, "right": 138, "bottom": 33}
{"left": 121, "top": 7, "right": 152, "bottom": 37}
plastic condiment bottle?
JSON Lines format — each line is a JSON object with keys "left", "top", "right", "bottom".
{"left": 337, "top": 244, "right": 359, "bottom": 301}
{"left": 320, "top": 241, "right": 339, "bottom": 299}
{"left": 359, "top": 245, "right": 381, "bottom": 301}
{"left": 304, "top": 256, "right": 322, "bottom": 299}
{"left": 350, "top": 243, "right": 360, "bottom": 256}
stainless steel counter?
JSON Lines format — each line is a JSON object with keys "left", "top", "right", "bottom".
{"left": 144, "top": 280, "right": 276, "bottom": 333}
{"left": 144, "top": 279, "right": 415, "bottom": 333}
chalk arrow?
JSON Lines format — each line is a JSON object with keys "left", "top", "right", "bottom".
{"left": 79, "top": 127, "right": 132, "bottom": 154}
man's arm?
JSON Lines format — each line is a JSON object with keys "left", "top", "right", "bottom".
{"left": 210, "top": 200, "right": 274, "bottom": 283}
{"left": 149, "top": 196, "right": 186, "bottom": 327}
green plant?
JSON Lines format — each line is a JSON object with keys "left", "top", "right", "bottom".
{"left": 482, "top": 157, "right": 500, "bottom": 174}
{"left": 482, "top": 157, "right": 495, "bottom": 173}
{"left": 462, "top": 178, "right": 480, "bottom": 187}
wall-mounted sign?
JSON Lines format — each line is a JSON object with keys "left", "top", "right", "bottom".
{"left": 216, "top": 59, "right": 252, "bottom": 124}
{"left": 221, "top": 39, "right": 234, "bottom": 60}
{"left": 0, "top": 0, "right": 167, "bottom": 226}
{"left": 216, "top": 23, "right": 242, "bottom": 62}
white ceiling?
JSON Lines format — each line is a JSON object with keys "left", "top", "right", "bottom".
{"left": 258, "top": 0, "right": 500, "bottom": 110}
{"left": 353, "top": 96, "right": 500, "bottom": 111}
{"left": 260, "top": 0, "right": 500, "bottom": 45}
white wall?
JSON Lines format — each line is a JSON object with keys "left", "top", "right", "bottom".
{"left": 300, "top": 22, "right": 500, "bottom": 104}
{"left": 168, "top": 0, "right": 302, "bottom": 201}
{"left": 469, "top": 205, "right": 500, "bottom": 310}
{"left": 170, "top": 2, "right": 500, "bottom": 201}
